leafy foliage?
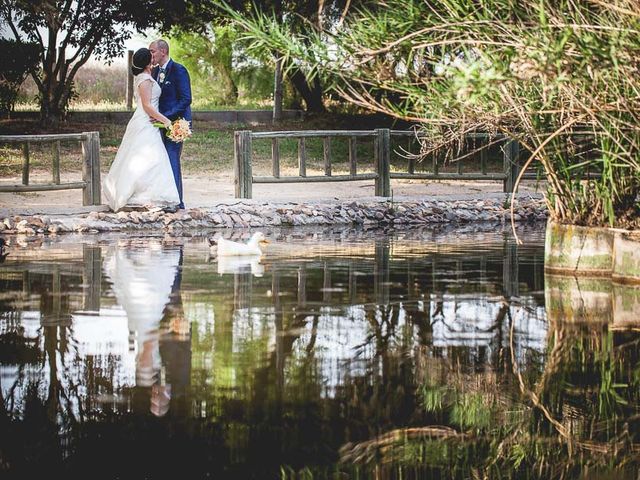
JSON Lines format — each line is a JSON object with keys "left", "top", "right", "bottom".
{"left": 0, "top": 0, "right": 213, "bottom": 122}
{"left": 170, "top": 25, "right": 276, "bottom": 107}
{"left": 0, "top": 39, "right": 39, "bottom": 114}
{"left": 221, "top": 0, "right": 640, "bottom": 227}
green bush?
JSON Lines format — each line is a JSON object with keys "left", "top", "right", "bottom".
{"left": 0, "top": 39, "right": 39, "bottom": 114}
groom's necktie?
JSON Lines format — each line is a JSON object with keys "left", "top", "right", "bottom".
{"left": 159, "top": 67, "right": 166, "bottom": 84}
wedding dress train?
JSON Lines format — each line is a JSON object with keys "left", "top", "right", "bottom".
{"left": 103, "top": 73, "right": 180, "bottom": 211}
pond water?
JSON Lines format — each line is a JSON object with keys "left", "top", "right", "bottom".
{"left": 0, "top": 225, "right": 638, "bottom": 479}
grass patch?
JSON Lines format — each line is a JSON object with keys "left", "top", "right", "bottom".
{"left": 13, "top": 99, "right": 276, "bottom": 112}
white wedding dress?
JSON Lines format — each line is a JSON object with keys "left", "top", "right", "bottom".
{"left": 103, "top": 73, "right": 180, "bottom": 211}
{"left": 103, "top": 241, "right": 182, "bottom": 387}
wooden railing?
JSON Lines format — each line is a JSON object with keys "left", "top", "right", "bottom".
{"left": 233, "top": 129, "right": 525, "bottom": 199}
{"left": 0, "top": 131, "right": 101, "bottom": 206}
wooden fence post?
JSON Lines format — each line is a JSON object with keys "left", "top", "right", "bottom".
{"left": 407, "top": 136, "right": 415, "bottom": 174}
{"left": 90, "top": 132, "right": 101, "bottom": 205}
{"left": 298, "top": 137, "right": 306, "bottom": 177}
{"left": 503, "top": 139, "right": 520, "bottom": 193}
{"left": 323, "top": 137, "right": 331, "bottom": 176}
{"left": 349, "top": 136, "right": 357, "bottom": 176}
{"left": 126, "top": 50, "right": 134, "bottom": 110}
{"left": 375, "top": 128, "right": 391, "bottom": 197}
{"left": 81, "top": 131, "right": 101, "bottom": 206}
{"left": 52, "top": 141, "right": 61, "bottom": 184}
{"left": 234, "top": 130, "right": 252, "bottom": 199}
{"left": 271, "top": 138, "right": 280, "bottom": 178}
{"left": 21, "top": 143, "right": 30, "bottom": 185}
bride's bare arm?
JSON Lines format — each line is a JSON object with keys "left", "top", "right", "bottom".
{"left": 138, "top": 80, "right": 171, "bottom": 127}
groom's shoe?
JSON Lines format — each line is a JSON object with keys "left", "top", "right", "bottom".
{"left": 163, "top": 205, "right": 179, "bottom": 213}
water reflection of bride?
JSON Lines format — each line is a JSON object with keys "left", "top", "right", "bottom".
{"left": 103, "top": 240, "right": 189, "bottom": 416}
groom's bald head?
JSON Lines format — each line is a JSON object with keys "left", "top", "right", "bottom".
{"left": 149, "top": 39, "right": 170, "bottom": 66}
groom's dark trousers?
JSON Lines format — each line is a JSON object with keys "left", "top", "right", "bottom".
{"left": 153, "top": 59, "right": 192, "bottom": 209}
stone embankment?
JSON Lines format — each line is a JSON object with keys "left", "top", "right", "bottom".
{"left": 0, "top": 196, "right": 547, "bottom": 235}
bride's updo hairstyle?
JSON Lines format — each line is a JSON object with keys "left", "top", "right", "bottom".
{"left": 131, "top": 48, "right": 152, "bottom": 76}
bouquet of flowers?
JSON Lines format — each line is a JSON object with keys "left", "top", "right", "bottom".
{"left": 154, "top": 118, "right": 192, "bottom": 143}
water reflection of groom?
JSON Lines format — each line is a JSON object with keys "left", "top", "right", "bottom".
{"left": 154, "top": 247, "right": 191, "bottom": 417}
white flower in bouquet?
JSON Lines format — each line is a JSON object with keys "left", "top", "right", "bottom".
{"left": 166, "top": 118, "right": 192, "bottom": 143}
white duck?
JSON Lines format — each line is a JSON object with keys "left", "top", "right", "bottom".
{"left": 212, "top": 232, "right": 269, "bottom": 257}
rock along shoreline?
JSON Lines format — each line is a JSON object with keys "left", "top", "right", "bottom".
{"left": 0, "top": 195, "right": 548, "bottom": 235}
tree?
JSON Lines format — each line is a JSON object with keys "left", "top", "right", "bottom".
{"left": 170, "top": 26, "right": 239, "bottom": 106}
{"left": 199, "top": 1, "right": 362, "bottom": 114}
{"left": 0, "top": 39, "right": 40, "bottom": 115}
{"left": 0, "top": 0, "right": 211, "bottom": 124}
{"left": 221, "top": 0, "right": 640, "bottom": 228}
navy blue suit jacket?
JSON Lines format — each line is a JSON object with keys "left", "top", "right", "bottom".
{"left": 153, "top": 60, "right": 192, "bottom": 124}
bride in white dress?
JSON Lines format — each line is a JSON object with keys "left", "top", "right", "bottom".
{"left": 103, "top": 48, "right": 180, "bottom": 212}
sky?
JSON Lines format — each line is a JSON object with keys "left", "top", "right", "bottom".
{"left": 94, "top": 29, "right": 157, "bottom": 66}
{"left": 1, "top": 21, "right": 159, "bottom": 68}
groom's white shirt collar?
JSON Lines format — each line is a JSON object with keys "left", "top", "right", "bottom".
{"left": 160, "top": 58, "right": 171, "bottom": 70}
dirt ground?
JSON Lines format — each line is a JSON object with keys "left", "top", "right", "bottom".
{"left": 0, "top": 170, "right": 544, "bottom": 215}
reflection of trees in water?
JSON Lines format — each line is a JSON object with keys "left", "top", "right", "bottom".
{"left": 8, "top": 233, "right": 635, "bottom": 477}
{"left": 0, "top": 270, "right": 91, "bottom": 471}
{"left": 337, "top": 321, "right": 640, "bottom": 479}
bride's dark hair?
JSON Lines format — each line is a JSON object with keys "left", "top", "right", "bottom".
{"left": 131, "top": 48, "right": 152, "bottom": 76}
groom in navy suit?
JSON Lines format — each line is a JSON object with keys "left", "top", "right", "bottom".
{"left": 150, "top": 39, "right": 192, "bottom": 210}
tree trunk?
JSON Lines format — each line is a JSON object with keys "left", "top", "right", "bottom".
{"left": 38, "top": 85, "right": 67, "bottom": 127}
{"left": 273, "top": 56, "right": 283, "bottom": 121}
{"left": 36, "top": 49, "right": 69, "bottom": 127}
{"left": 210, "top": 52, "right": 238, "bottom": 104}
{"left": 287, "top": 66, "right": 326, "bottom": 113}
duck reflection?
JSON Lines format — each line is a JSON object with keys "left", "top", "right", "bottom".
{"left": 104, "top": 240, "right": 190, "bottom": 417}
{"left": 217, "top": 254, "right": 264, "bottom": 277}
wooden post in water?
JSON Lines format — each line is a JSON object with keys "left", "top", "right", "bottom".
{"left": 51, "top": 265, "right": 61, "bottom": 321}
{"left": 374, "top": 240, "right": 390, "bottom": 306}
{"left": 126, "top": 50, "right": 134, "bottom": 110}
{"left": 234, "top": 130, "right": 252, "bottom": 199}
{"left": 502, "top": 240, "right": 519, "bottom": 298}
{"left": 83, "top": 245, "right": 102, "bottom": 312}
{"left": 348, "top": 262, "right": 356, "bottom": 304}
{"left": 322, "top": 262, "right": 331, "bottom": 303}
{"left": 375, "top": 128, "right": 391, "bottom": 197}
{"left": 297, "top": 265, "right": 307, "bottom": 307}
{"left": 22, "top": 271, "right": 30, "bottom": 296}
